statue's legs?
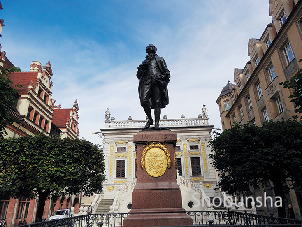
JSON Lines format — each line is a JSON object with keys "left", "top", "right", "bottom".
{"left": 154, "top": 108, "right": 161, "bottom": 129}
{"left": 143, "top": 105, "right": 153, "bottom": 129}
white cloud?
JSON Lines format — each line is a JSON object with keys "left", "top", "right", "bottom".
{"left": 2, "top": 0, "right": 272, "bottom": 145}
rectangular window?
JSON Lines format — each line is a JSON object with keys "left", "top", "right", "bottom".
{"left": 44, "top": 94, "right": 49, "bottom": 104}
{"left": 176, "top": 158, "right": 182, "bottom": 176}
{"left": 50, "top": 198, "right": 56, "bottom": 215}
{"left": 191, "top": 157, "right": 201, "bottom": 176}
{"left": 247, "top": 95, "right": 253, "bottom": 110}
{"left": 239, "top": 106, "right": 244, "bottom": 120}
{"left": 176, "top": 146, "right": 180, "bottom": 151}
{"left": 116, "top": 147, "right": 126, "bottom": 152}
{"left": 0, "top": 200, "right": 9, "bottom": 219}
{"left": 246, "top": 72, "right": 251, "bottom": 80}
{"left": 190, "top": 145, "right": 198, "bottom": 150}
{"left": 27, "top": 107, "right": 33, "bottom": 119}
{"left": 283, "top": 42, "right": 295, "bottom": 65}
{"left": 254, "top": 55, "right": 260, "bottom": 67}
{"left": 224, "top": 100, "right": 230, "bottom": 111}
{"left": 33, "top": 112, "right": 39, "bottom": 124}
{"left": 256, "top": 82, "right": 263, "bottom": 99}
{"left": 279, "top": 10, "right": 287, "bottom": 26}
{"left": 262, "top": 108, "right": 269, "bottom": 122}
{"left": 116, "top": 160, "right": 125, "bottom": 178}
{"left": 39, "top": 116, "right": 43, "bottom": 127}
{"left": 16, "top": 198, "right": 30, "bottom": 220}
{"left": 232, "top": 95, "right": 236, "bottom": 104}
{"left": 268, "top": 65, "right": 277, "bottom": 82}
{"left": 233, "top": 115, "right": 237, "bottom": 123}
{"left": 60, "top": 197, "right": 65, "bottom": 209}
{"left": 265, "top": 37, "right": 272, "bottom": 48}
{"left": 276, "top": 96, "right": 284, "bottom": 114}
{"left": 66, "top": 197, "right": 71, "bottom": 210}
{"left": 45, "top": 120, "right": 49, "bottom": 132}
{"left": 238, "top": 81, "right": 243, "bottom": 92}
{"left": 38, "top": 89, "right": 43, "bottom": 99}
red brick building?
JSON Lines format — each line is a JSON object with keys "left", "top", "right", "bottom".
{"left": 53, "top": 101, "right": 79, "bottom": 139}
{"left": 0, "top": 59, "right": 81, "bottom": 226}
{"left": 0, "top": 3, "right": 80, "bottom": 222}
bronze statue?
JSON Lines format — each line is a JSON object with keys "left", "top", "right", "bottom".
{"left": 137, "top": 44, "right": 170, "bottom": 129}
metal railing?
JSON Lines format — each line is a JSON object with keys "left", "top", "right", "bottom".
{"left": 17, "top": 210, "right": 302, "bottom": 227}
{"left": 0, "top": 219, "right": 7, "bottom": 227}
{"left": 187, "top": 211, "right": 302, "bottom": 225}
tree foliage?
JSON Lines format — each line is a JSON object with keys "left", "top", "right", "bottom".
{"left": 0, "top": 134, "right": 105, "bottom": 221}
{"left": 210, "top": 120, "right": 302, "bottom": 216}
{"left": 0, "top": 66, "right": 21, "bottom": 137}
{"left": 280, "top": 60, "right": 302, "bottom": 116}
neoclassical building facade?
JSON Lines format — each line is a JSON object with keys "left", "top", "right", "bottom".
{"left": 94, "top": 107, "right": 220, "bottom": 213}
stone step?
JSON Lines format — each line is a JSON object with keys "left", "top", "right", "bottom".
{"left": 95, "top": 199, "right": 114, "bottom": 213}
{"left": 100, "top": 200, "right": 114, "bottom": 204}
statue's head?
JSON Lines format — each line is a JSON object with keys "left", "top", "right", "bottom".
{"left": 146, "top": 44, "right": 157, "bottom": 54}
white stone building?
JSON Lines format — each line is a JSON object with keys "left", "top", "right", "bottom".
{"left": 94, "top": 106, "right": 221, "bottom": 213}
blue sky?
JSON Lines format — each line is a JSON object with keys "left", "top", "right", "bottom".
{"left": 1, "top": 0, "right": 272, "bottom": 145}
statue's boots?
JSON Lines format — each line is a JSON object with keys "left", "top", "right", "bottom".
{"left": 144, "top": 118, "right": 153, "bottom": 129}
{"left": 154, "top": 108, "right": 161, "bottom": 130}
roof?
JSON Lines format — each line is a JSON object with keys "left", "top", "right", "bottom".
{"left": 9, "top": 71, "right": 38, "bottom": 95}
{"left": 0, "top": 51, "right": 15, "bottom": 69}
{"left": 52, "top": 108, "right": 71, "bottom": 128}
{"left": 219, "top": 81, "right": 236, "bottom": 97}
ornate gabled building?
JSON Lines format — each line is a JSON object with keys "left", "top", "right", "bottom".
{"left": 52, "top": 100, "right": 79, "bottom": 139}
{"left": 0, "top": 2, "right": 81, "bottom": 225}
{"left": 2, "top": 60, "right": 80, "bottom": 139}
{"left": 0, "top": 61, "right": 80, "bottom": 227}
{"left": 4, "top": 61, "right": 54, "bottom": 137}
{"left": 217, "top": 0, "right": 302, "bottom": 130}
{"left": 0, "top": 61, "right": 81, "bottom": 226}
{"left": 91, "top": 106, "right": 221, "bottom": 214}
{"left": 216, "top": 0, "right": 302, "bottom": 218}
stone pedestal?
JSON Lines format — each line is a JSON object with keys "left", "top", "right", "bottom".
{"left": 123, "top": 130, "right": 193, "bottom": 227}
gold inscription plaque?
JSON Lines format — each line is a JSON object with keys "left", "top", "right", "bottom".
{"left": 141, "top": 142, "right": 171, "bottom": 177}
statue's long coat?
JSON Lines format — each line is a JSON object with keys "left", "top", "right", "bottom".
{"left": 137, "top": 55, "right": 170, "bottom": 109}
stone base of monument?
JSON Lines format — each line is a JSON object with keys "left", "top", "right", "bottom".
{"left": 123, "top": 130, "right": 193, "bottom": 227}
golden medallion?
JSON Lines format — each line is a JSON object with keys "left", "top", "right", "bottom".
{"left": 141, "top": 142, "right": 171, "bottom": 177}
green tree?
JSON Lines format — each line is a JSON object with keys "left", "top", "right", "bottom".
{"left": 0, "top": 134, "right": 105, "bottom": 222}
{"left": 280, "top": 60, "right": 302, "bottom": 116}
{"left": 0, "top": 66, "right": 21, "bottom": 137}
{"left": 210, "top": 119, "right": 302, "bottom": 217}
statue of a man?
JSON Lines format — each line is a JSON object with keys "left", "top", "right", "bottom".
{"left": 137, "top": 44, "right": 170, "bottom": 129}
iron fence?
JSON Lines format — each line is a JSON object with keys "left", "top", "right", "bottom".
{"left": 0, "top": 219, "right": 7, "bottom": 227}
{"left": 17, "top": 210, "right": 302, "bottom": 227}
